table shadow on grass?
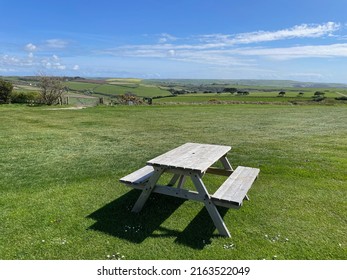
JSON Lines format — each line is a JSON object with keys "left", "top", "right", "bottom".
{"left": 174, "top": 206, "right": 229, "bottom": 249}
{"left": 87, "top": 189, "right": 228, "bottom": 249}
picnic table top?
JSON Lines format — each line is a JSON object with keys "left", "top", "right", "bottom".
{"left": 147, "top": 142, "right": 231, "bottom": 173}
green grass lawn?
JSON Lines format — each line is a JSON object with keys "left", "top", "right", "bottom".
{"left": 0, "top": 104, "right": 346, "bottom": 260}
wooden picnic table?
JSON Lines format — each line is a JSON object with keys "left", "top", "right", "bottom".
{"left": 120, "top": 143, "right": 260, "bottom": 237}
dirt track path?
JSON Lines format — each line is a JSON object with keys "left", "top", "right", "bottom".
{"left": 46, "top": 106, "right": 87, "bottom": 110}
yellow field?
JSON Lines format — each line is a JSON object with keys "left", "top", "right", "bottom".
{"left": 106, "top": 78, "right": 142, "bottom": 84}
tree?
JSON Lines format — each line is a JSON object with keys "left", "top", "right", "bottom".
{"left": 38, "top": 75, "right": 65, "bottom": 105}
{"left": 223, "top": 87, "right": 238, "bottom": 94}
{"left": 0, "top": 79, "right": 14, "bottom": 103}
{"left": 236, "top": 90, "right": 249, "bottom": 95}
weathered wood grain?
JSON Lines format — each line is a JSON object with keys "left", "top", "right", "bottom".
{"left": 147, "top": 142, "right": 231, "bottom": 172}
{"left": 119, "top": 165, "right": 154, "bottom": 185}
{"left": 212, "top": 166, "right": 260, "bottom": 207}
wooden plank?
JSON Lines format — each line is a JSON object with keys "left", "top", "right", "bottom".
{"left": 147, "top": 143, "right": 231, "bottom": 172}
{"left": 211, "top": 197, "right": 241, "bottom": 209}
{"left": 124, "top": 182, "right": 241, "bottom": 209}
{"left": 212, "top": 166, "right": 259, "bottom": 206}
{"left": 206, "top": 167, "right": 233, "bottom": 176}
{"left": 177, "top": 175, "right": 187, "bottom": 189}
{"left": 152, "top": 184, "right": 200, "bottom": 201}
{"left": 168, "top": 174, "right": 180, "bottom": 186}
{"left": 119, "top": 165, "right": 154, "bottom": 185}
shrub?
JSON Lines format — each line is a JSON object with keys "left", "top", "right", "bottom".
{"left": 312, "top": 95, "right": 326, "bottom": 102}
{"left": 236, "top": 90, "right": 249, "bottom": 95}
{"left": 223, "top": 87, "right": 238, "bottom": 94}
{"left": 0, "top": 79, "right": 13, "bottom": 103}
{"left": 116, "top": 93, "right": 144, "bottom": 105}
{"left": 11, "top": 91, "right": 40, "bottom": 104}
{"left": 335, "top": 96, "right": 347, "bottom": 101}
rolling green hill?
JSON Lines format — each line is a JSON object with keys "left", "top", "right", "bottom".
{"left": 2, "top": 76, "right": 346, "bottom": 105}
{"left": 65, "top": 79, "right": 171, "bottom": 98}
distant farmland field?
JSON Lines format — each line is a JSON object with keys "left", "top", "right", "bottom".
{"left": 5, "top": 76, "right": 347, "bottom": 105}
{"left": 65, "top": 80, "right": 170, "bottom": 98}
{"left": 153, "top": 91, "right": 344, "bottom": 104}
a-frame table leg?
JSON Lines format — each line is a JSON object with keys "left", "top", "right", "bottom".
{"left": 190, "top": 174, "right": 231, "bottom": 237}
{"left": 220, "top": 155, "right": 233, "bottom": 171}
{"left": 131, "top": 167, "right": 164, "bottom": 213}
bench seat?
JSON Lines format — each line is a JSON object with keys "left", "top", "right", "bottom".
{"left": 119, "top": 165, "right": 154, "bottom": 186}
{"left": 211, "top": 166, "right": 260, "bottom": 209}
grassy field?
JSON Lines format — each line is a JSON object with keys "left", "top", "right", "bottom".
{"left": 5, "top": 76, "right": 346, "bottom": 106}
{"left": 154, "top": 91, "right": 345, "bottom": 104}
{"left": 106, "top": 78, "right": 142, "bottom": 84}
{"left": 0, "top": 103, "right": 346, "bottom": 260}
{"left": 65, "top": 80, "right": 170, "bottom": 98}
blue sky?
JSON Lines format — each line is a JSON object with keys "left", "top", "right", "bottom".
{"left": 1, "top": 0, "right": 347, "bottom": 82}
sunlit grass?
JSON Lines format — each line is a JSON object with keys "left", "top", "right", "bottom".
{"left": 0, "top": 104, "right": 346, "bottom": 259}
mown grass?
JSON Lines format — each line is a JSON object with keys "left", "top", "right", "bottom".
{"left": 0, "top": 104, "right": 346, "bottom": 260}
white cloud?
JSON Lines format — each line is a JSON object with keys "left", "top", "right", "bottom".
{"left": 25, "top": 43, "right": 37, "bottom": 52}
{"left": 2, "top": 22, "right": 345, "bottom": 79}
{"left": 50, "top": 62, "right": 66, "bottom": 70}
{"left": 1, "top": 55, "right": 19, "bottom": 65}
{"left": 45, "top": 39, "right": 69, "bottom": 48}
{"left": 43, "top": 61, "right": 66, "bottom": 70}
{"left": 99, "top": 22, "right": 344, "bottom": 66}
{"left": 39, "top": 52, "right": 72, "bottom": 70}
{"left": 158, "top": 33, "right": 177, "bottom": 43}
{"left": 229, "top": 22, "right": 341, "bottom": 44}
{"left": 197, "top": 22, "right": 342, "bottom": 49}
{"left": 167, "top": 49, "right": 176, "bottom": 56}
{"left": 1, "top": 54, "right": 33, "bottom": 67}
{"left": 231, "top": 43, "right": 347, "bottom": 59}
{"left": 55, "top": 63, "right": 66, "bottom": 70}
{"left": 288, "top": 72, "right": 324, "bottom": 79}
{"left": 101, "top": 42, "right": 347, "bottom": 68}
{"left": 45, "top": 62, "right": 52, "bottom": 69}
{"left": 41, "top": 57, "right": 59, "bottom": 69}
{"left": 0, "top": 67, "right": 16, "bottom": 72}
{"left": 1, "top": 49, "right": 78, "bottom": 74}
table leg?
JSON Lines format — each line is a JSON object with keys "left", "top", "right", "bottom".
{"left": 177, "top": 175, "right": 187, "bottom": 189}
{"left": 220, "top": 156, "right": 233, "bottom": 171}
{"left": 131, "top": 167, "right": 164, "bottom": 213}
{"left": 168, "top": 174, "right": 186, "bottom": 188}
{"left": 190, "top": 174, "right": 231, "bottom": 237}
{"left": 168, "top": 174, "right": 180, "bottom": 186}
